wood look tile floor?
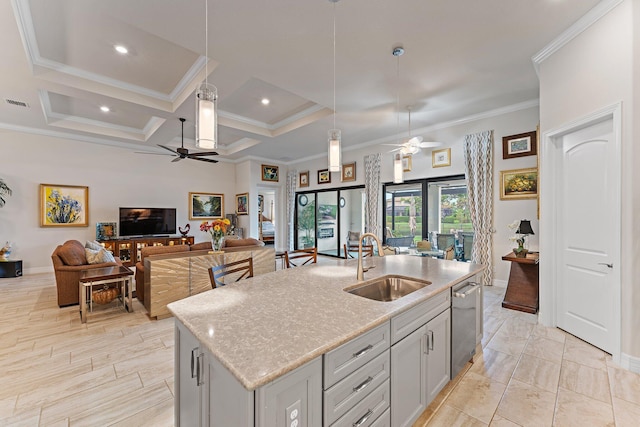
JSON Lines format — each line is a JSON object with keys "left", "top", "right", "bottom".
{"left": 1, "top": 271, "right": 640, "bottom": 426}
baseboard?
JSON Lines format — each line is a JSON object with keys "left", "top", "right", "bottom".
{"left": 620, "top": 352, "right": 640, "bottom": 374}
{"left": 23, "top": 266, "right": 54, "bottom": 275}
{"left": 492, "top": 279, "right": 507, "bottom": 288}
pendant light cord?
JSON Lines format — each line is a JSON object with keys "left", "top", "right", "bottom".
{"left": 396, "top": 52, "right": 400, "bottom": 145}
{"left": 205, "top": 0, "right": 208, "bottom": 86}
{"left": 332, "top": 1, "right": 336, "bottom": 130}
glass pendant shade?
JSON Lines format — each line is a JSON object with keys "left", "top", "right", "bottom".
{"left": 328, "top": 129, "right": 341, "bottom": 172}
{"left": 393, "top": 153, "right": 403, "bottom": 183}
{"left": 196, "top": 82, "right": 217, "bottom": 149}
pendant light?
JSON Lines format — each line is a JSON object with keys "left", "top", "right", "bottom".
{"left": 196, "top": 0, "right": 217, "bottom": 149}
{"left": 392, "top": 46, "right": 405, "bottom": 183}
{"left": 328, "top": 0, "right": 341, "bottom": 172}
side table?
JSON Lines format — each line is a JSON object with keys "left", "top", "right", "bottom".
{"left": 0, "top": 260, "right": 22, "bottom": 278}
{"left": 501, "top": 252, "right": 539, "bottom": 314}
{"left": 79, "top": 265, "right": 134, "bottom": 323}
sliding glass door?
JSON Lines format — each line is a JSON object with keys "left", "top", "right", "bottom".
{"left": 296, "top": 192, "right": 315, "bottom": 248}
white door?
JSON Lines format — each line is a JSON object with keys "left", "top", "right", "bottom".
{"left": 555, "top": 117, "right": 619, "bottom": 353}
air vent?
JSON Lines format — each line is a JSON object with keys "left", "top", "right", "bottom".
{"left": 5, "top": 99, "right": 29, "bottom": 108}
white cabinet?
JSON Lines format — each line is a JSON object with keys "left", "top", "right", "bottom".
{"left": 390, "top": 303, "right": 451, "bottom": 427}
{"left": 176, "top": 321, "right": 204, "bottom": 427}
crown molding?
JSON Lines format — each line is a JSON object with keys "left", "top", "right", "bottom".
{"left": 531, "top": 0, "right": 624, "bottom": 76}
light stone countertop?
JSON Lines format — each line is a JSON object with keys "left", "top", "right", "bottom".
{"left": 168, "top": 255, "right": 485, "bottom": 390}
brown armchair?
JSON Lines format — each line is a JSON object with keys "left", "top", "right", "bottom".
{"left": 51, "top": 240, "right": 122, "bottom": 307}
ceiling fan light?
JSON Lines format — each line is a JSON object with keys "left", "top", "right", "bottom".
{"left": 196, "top": 82, "right": 217, "bottom": 149}
{"left": 393, "top": 153, "right": 404, "bottom": 183}
{"left": 328, "top": 129, "right": 341, "bottom": 172}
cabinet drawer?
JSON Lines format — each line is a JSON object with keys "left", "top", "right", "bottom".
{"left": 324, "top": 350, "right": 390, "bottom": 425}
{"left": 324, "top": 322, "right": 390, "bottom": 388}
{"left": 370, "top": 407, "right": 390, "bottom": 427}
{"left": 331, "top": 380, "right": 390, "bottom": 427}
{"left": 390, "top": 290, "right": 450, "bottom": 344}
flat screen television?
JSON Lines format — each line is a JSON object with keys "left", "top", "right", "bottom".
{"left": 119, "top": 207, "right": 177, "bottom": 237}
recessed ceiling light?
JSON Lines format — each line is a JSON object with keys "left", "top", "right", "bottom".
{"left": 261, "top": 98, "right": 270, "bottom": 105}
{"left": 100, "top": 106, "right": 110, "bottom": 112}
{"left": 114, "top": 45, "right": 128, "bottom": 54}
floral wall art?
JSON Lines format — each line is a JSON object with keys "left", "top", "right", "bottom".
{"left": 39, "top": 184, "right": 88, "bottom": 227}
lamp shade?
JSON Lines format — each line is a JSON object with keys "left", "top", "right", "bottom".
{"left": 328, "top": 129, "right": 341, "bottom": 172}
{"left": 516, "top": 220, "right": 534, "bottom": 235}
{"left": 393, "top": 153, "right": 403, "bottom": 183}
{"left": 196, "top": 82, "right": 217, "bottom": 149}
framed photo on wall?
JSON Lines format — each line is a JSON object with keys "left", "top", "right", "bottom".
{"left": 39, "top": 183, "right": 89, "bottom": 227}
{"left": 502, "top": 131, "right": 537, "bottom": 159}
{"left": 500, "top": 168, "right": 538, "bottom": 200}
{"left": 96, "top": 222, "right": 117, "bottom": 240}
{"left": 318, "top": 169, "right": 331, "bottom": 184}
{"left": 299, "top": 171, "right": 309, "bottom": 188}
{"left": 341, "top": 162, "right": 356, "bottom": 182}
{"left": 236, "top": 193, "right": 249, "bottom": 215}
{"left": 432, "top": 148, "right": 451, "bottom": 168}
{"left": 261, "top": 164, "right": 279, "bottom": 182}
{"left": 189, "top": 192, "right": 224, "bottom": 219}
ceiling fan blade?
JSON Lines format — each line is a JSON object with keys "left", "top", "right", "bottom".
{"left": 189, "top": 150, "right": 219, "bottom": 156}
{"left": 158, "top": 144, "right": 177, "bottom": 154}
{"left": 418, "top": 141, "right": 443, "bottom": 148}
{"left": 171, "top": 157, "right": 183, "bottom": 163}
{"left": 407, "top": 136, "right": 423, "bottom": 145}
{"left": 190, "top": 156, "right": 219, "bottom": 164}
{"left": 134, "top": 151, "right": 175, "bottom": 156}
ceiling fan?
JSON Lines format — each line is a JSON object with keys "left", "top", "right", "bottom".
{"left": 386, "top": 107, "right": 442, "bottom": 155}
{"left": 156, "top": 118, "right": 219, "bottom": 163}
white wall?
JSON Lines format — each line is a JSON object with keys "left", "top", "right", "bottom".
{"left": 0, "top": 130, "right": 236, "bottom": 273}
{"left": 290, "top": 105, "right": 540, "bottom": 284}
{"left": 538, "top": 0, "right": 638, "bottom": 361}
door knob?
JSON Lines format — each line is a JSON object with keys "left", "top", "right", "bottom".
{"left": 598, "top": 262, "right": 613, "bottom": 269}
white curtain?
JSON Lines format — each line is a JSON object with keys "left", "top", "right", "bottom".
{"left": 463, "top": 130, "right": 494, "bottom": 286}
{"left": 286, "top": 170, "right": 297, "bottom": 251}
{"left": 364, "top": 153, "right": 381, "bottom": 239}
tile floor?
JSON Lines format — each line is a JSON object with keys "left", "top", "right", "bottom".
{"left": 1, "top": 270, "right": 639, "bottom": 426}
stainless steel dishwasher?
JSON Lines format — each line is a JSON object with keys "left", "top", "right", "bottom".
{"left": 451, "top": 281, "right": 481, "bottom": 378}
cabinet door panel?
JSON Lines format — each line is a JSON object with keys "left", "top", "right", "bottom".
{"left": 426, "top": 308, "right": 451, "bottom": 404}
{"left": 390, "top": 325, "right": 427, "bottom": 427}
{"left": 175, "top": 322, "right": 202, "bottom": 427}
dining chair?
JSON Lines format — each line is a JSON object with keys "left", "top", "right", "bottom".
{"left": 437, "top": 233, "right": 456, "bottom": 251}
{"left": 416, "top": 240, "right": 432, "bottom": 251}
{"left": 284, "top": 247, "right": 317, "bottom": 268}
{"left": 208, "top": 257, "right": 254, "bottom": 289}
{"left": 343, "top": 243, "right": 373, "bottom": 259}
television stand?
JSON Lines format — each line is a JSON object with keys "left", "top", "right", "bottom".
{"left": 97, "top": 235, "right": 194, "bottom": 266}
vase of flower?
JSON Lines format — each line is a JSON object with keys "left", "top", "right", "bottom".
{"left": 513, "top": 240, "right": 528, "bottom": 258}
{"left": 200, "top": 218, "right": 231, "bottom": 252}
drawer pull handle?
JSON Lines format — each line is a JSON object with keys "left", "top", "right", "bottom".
{"left": 352, "top": 344, "right": 373, "bottom": 358}
{"left": 353, "top": 409, "right": 373, "bottom": 427}
{"left": 352, "top": 376, "right": 374, "bottom": 393}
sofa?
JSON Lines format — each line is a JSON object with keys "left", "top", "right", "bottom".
{"left": 134, "top": 238, "right": 264, "bottom": 303}
{"left": 51, "top": 240, "right": 123, "bottom": 307}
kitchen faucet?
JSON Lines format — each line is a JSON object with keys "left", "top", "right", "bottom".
{"left": 357, "top": 232, "right": 385, "bottom": 280}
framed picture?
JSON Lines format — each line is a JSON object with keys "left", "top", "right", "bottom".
{"left": 432, "top": 148, "right": 451, "bottom": 168}
{"left": 236, "top": 193, "right": 249, "bottom": 215}
{"left": 500, "top": 168, "right": 538, "bottom": 200}
{"left": 96, "top": 222, "right": 117, "bottom": 240}
{"left": 39, "top": 183, "right": 89, "bottom": 227}
{"left": 299, "top": 171, "right": 309, "bottom": 188}
{"left": 318, "top": 169, "right": 331, "bottom": 184}
{"left": 341, "top": 162, "right": 356, "bottom": 182}
{"left": 189, "top": 192, "right": 224, "bottom": 219}
{"left": 261, "top": 164, "right": 279, "bottom": 182}
{"left": 503, "top": 130, "right": 537, "bottom": 159}
{"left": 402, "top": 155, "right": 412, "bottom": 172}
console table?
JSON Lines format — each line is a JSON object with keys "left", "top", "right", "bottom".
{"left": 501, "top": 252, "right": 539, "bottom": 314}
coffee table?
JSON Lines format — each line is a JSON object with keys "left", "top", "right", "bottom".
{"left": 79, "top": 265, "right": 134, "bottom": 323}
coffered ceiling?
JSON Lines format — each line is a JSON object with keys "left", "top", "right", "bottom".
{"left": 1, "top": 0, "right": 601, "bottom": 163}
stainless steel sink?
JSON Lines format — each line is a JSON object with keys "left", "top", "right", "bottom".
{"left": 346, "top": 275, "right": 431, "bottom": 302}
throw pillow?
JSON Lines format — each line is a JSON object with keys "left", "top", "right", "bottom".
{"left": 85, "top": 247, "right": 116, "bottom": 264}
{"left": 85, "top": 240, "right": 103, "bottom": 251}
{"left": 58, "top": 240, "right": 88, "bottom": 266}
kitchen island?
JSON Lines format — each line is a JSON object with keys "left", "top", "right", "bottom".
{"left": 168, "top": 255, "right": 484, "bottom": 427}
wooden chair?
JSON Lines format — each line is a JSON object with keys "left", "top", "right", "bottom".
{"left": 284, "top": 247, "right": 317, "bottom": 268}
{"left": 208, "top": 257, "right": 254, "bottom": 289}
{"left": 443, "top": 245, "right": 455, "bottom": 260}
{"left": 343, "top": 243, "right": 374, "bottom": 259}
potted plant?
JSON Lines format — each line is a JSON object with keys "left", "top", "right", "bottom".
{"left": 0, "top": 178, "right": 11, "bottom": 208}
